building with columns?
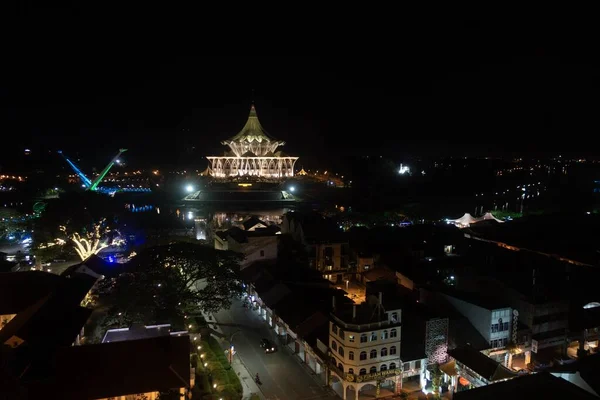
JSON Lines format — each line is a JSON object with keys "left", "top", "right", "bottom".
{"left": 328, "top": 294, "right": 403, "bottom": 399}
{"left": 206, "top": 104, "right": 298, "bottom": 179}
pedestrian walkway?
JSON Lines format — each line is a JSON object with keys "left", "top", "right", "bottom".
{"left": 201, "top": 309, "right": 264, "bottom": 400}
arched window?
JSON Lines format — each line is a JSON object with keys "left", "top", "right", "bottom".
{"left": 348, "top": 368, "right": 354, "bottom": 375}
{"left": 391, "top": 312, "right": 398, "bottom": 322}
{"left": 370, "top": 366, "right": 377, "bottom": 373}
{"left": 339, "top": 329, "right": 345, "bottom": 339}
{"left": 390, "top": 362, "right": 396, "bottom": 369}
{"left": 370, "top": 349, "right": 377, "bottom": 359}
{"left": 360, "top": 334, "right": 368, "bottom": 343}
{"left": 370, "top": 332, "right": 377, "bottom": 341}
{"left": 390, "top": 328, "right": 397, "bottom": 338}
{"left": 332, "top": 324, "right": 338, "bottom": 334}
{"left": 360, "top": 351, "right": 367, "bottom": 361}
{"left": 331, "top": 341, "right": 337, "bottom": 351}
{"left": 359, "top": 368, "right": 367, "bottom": 375}
{"left": 390, "top": 346, "right": 397, "bottom": 355}
{"left": 381, "top": 347, "right": 388, "bottom": 357}
{"left": 382, "top": 330, "right": 389, "bottom": 340}
{"left": 338, "top": 347, "right": 344, "bottom": 357}
{"left": 349, "top": 351, "right": 354, "bottom": 360}
{"left": 380, "top": 364, "right": 388, "bottom": 371}
{"left": 338, "top": 363, "right": 343, "bottom": 372}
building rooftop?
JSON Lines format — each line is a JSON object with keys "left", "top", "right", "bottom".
{"left": 0, "top": 275, "right": 96, "bottom": 351}
{"left": 448, "top": 346, "right": 516, "bottom": 382}
{"left": 440, "top": 286, "right": 510, "bottom": 311}
{"left": 549, "top": 353, "right": 600, "bottom": 395}
{"left": 223, "top": 105, "right": 278, "bottom": 144}
{"left": 453, "top": 371, "right": 598, "bottom": 400}
{"left": 102, "top": 324, "right": 184, "bottom": 343}
{"left": 26, "top": 335, "right": 190, "bottom": 399}
{"left": 0, "top": 271, "right": 62, "bottom": 315}
{"left": 332, "top": 297, "right": 400, "bottom": 329}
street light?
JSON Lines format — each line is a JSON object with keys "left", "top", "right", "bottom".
{"left": 186, "top": 184, "right": 194, "bottom": 193}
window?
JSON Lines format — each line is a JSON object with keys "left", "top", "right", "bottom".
{"left": 338, "top": 363, "right": 343, "bottom": 372}
{"left": 390, "top": 362, "right": 396, "bottom": 369}
{"left": 415, "top": 360, "right": 421, "bottom": 369}
{"left": 381, "top": 330, "right": 389, "bottom": 340}
{"left": 498, "top": 318, "right": 503, "bottom": 332}
{"left": 503, "top": 338, "right": 508, "bottom": 346}
{"left": 360, "top": 334, "right": 368, "bottom": 343}
{"left": 381, "top": 347, "right": 388, "bottom": 357}
{"left": 348, "top": 368, "right": 354, "bottom": 375}
{"left": 403, "top": 363, "right": 410, "bottom": 371}
{"left": 359, "top": 368, "right": 367, "bottom": 375}
{"left": 260, "top": 250, "right": 265, "bottom": 257}
{"left": 332, "top": 324, "right": 338, "bottom": 335}
{"left": 391, "top": 312, "right": 398, "bottom": 322}
{"left": 390, "top": 329, "right": 397, "bottom": 338}
{"left": 491, "top": 323, "right": 499, "bottom": 333}
{"left": 360, "top": 351, "right": 367, "bottom": 361}
{"left": 370, "top": 366, "right": 377, "bottom": 373}
{"left": 370, "top": 332, "right": 377, "bottom": 341}
{"left": 339, "top": 329, "right": 345, "bottom": 340}
{"left": 349, "top": 335, "right": 355, "bottom": 343}
{"left": 338, "top": 347, "right": 344, "bottom": 357}
{"left": 370, "top": 349, "right": 377, "bottom": 359}
{"left": 503, "top": 322, "right": 509, "bottom": 331}
{"left": 331, "top": 341, "right": 337, "bottom": 351}
{"left": 491, "top": 339, "right": 498, "bottom": 348}
{"left": 390, "top": 346, "right": 397, "bottom": 355}
{"left": 349, "top": 351, "right": 354, "bottom": 361}
{"left": 380, "top": 364, "right": 388, "bottom": 371}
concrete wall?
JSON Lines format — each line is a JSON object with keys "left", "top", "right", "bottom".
{"left": 242, "top": 237, "right": 278, "bottom": 268}
{"left": 442, "top": 295, "right": 492, "bottom": 344}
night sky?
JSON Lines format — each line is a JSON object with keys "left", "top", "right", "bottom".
{"left": 1, "top": 21, "right": 597, "bottom": 172}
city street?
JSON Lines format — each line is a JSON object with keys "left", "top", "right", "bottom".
{"left": 214, "top": 299, "right": 337, "bottom": 400}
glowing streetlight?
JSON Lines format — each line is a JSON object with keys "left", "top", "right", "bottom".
{"left": 186, "top": 185, "right": 194, "bottom": 193}
{"left": 289, "top": 186, "right": 295, "bottom": 192}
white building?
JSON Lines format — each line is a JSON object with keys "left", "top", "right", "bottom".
{"left": 328, "top": 294, "right": 403, "bottom": 400}
{"left": 206, "top": 105, "right": 298, "bottom": 179}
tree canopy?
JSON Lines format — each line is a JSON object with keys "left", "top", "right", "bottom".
{"left": 95, "top": 242, "right": 244, "bottom": 328}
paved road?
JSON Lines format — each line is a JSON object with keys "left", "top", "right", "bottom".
{"left": 215, "top": 298, "right": 337, "bottom": 400}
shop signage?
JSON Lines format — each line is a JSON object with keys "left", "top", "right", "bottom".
{"left": 346, "top": 368, "right": 401, "bottom": 382}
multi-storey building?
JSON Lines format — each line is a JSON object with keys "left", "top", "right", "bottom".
{"left": 328, "top": 294, "right": 402, "bottom": 400}
{"left": 281, "top": 212, "right": 349, "bottom": 283}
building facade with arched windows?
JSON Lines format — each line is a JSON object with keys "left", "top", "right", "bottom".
{"left": 328, "top": 295, "right": 403, "bottom": 400}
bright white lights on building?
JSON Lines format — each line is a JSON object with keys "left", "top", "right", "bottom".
{"left": 186, "top": 185, "right": 194, "bottom": 193}
{"left": 398, "top": 163, "right": 410, "bottom": 175}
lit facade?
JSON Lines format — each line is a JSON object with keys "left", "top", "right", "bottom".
{"left": 206, "top": 105, "right": 298, "bottom": 178}
{"left": 329, "top": 301, "right": 403, "bottom": 400}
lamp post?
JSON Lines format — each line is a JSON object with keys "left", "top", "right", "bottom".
{"left": 229, "top": 330, "right": 241, "bottom": 364}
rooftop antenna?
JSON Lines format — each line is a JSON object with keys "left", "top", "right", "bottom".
{"left": 371, "top": 292, "right": 386, "bottom": 321}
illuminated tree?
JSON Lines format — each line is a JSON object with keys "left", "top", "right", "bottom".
{"left": 63, "top": 219, "right": 116, "bottom": 261}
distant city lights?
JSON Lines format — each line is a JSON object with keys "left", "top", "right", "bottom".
{"left": 398, "top": 163, "right": 410, "bottom": 175}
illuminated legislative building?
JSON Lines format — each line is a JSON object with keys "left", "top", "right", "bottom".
{"left": 206, "top": 105, "right": 298, "bottom": 179}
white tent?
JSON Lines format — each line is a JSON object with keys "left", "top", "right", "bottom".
{"left": 450, "top": 213, "right": 479, "bottom": 228}
{"left": 482, "top": 212, "right": 504, "bottom": 223}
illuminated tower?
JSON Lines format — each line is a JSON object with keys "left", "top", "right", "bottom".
{"left": 206, "top": 105, "right": 298, "bottom": 178}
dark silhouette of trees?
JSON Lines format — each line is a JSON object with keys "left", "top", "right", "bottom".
{"left": 95, "top": 243, "right": 243, "bottom": 328}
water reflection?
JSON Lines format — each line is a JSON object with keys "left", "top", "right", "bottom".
{"left": 180, "top": 207, "right": 291, "bottom": 242}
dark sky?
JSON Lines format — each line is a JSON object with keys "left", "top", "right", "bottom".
{"left": 1, "top": 20, "right": 597, "bottom": 172}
